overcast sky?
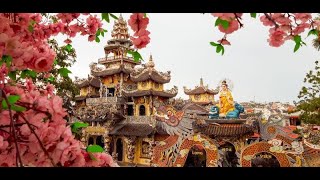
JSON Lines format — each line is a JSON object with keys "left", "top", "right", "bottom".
{"left": 55, "top": 13, "right": 319, "bottom": 104}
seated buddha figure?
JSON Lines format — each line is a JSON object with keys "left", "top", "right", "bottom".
{"left": 217, "top": 80, "right": 235, "bottom": 117}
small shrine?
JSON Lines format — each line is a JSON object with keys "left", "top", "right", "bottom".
{"left": 184, "top": 78, "right": 218, "bottom": 106}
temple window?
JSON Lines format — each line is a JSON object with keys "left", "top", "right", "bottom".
{"left": 140, "top": 141, "right": 151, "bottom": 159}
{"left": 139, "top": 105, "right": 146, "bottom": 116}
{"left": 127, "top": 104, "right": 134, "bottom": 116}
{"left": 107, "top": 88, "right": 115, "bottom": 97}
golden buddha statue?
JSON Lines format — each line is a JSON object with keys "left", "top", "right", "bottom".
{"left": 217, "top": 80, "right": 234, "bottom": 117}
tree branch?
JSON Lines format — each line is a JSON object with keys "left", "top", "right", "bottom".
{"left": 234, "top": 13, "right": 243, "bottom": 28}
{"left": 264, "top": 13, "right": 279, "bottom": 29}
{"left": 1, "top": 89, "right": 24, "bottom": 167}
{"left": 18, "top": 113, "right": 57, "bottom": 167}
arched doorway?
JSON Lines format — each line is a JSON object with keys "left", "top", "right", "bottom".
{"left": 139, "top": 105, "right": 146, "bottom": 116}
{"left": 109, "top": 138, "right": 114, "bottom": 155}
{"left": 127, "top": 104, "right": 134, "bottom": 116}
{"left": 96, "top": 136, "right": 105, "bottom": 149}
{"left": 251, "top": 152, "right": 280, "bottom": 167}
{"left": 218, "top": 142, "right": 239, "bottom": 167}
{"left": 88, "top": 136, "right": 94, "bottom": 146}
{"left": 184, "top": 145, "right": 206, "bottom": 167}
{"left": 116, "top": 138, "right": 124, "bottom": 161}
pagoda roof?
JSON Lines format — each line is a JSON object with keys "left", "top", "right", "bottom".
{"left": 109, "top": 123, "right": 154, "bottom": 136}
{"left": 75, "top": 76, "right": 101, "bottom": 88}
{"left": 130, "top": 55, "right": 171, "bottom": 84}
{"left": 90, "top": 63, "right": 134, "bottom": 77}
{"left": 200, "top": 123, "right": 254, "bottom": 137}
{"left": 184, "top": 78, "right": 218, "bottom": 95}
{"left": 122, "top": 86, "right": 178, "bottom": 98}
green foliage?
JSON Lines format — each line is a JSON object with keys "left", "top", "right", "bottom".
{"left": 0, "top": 55, "right": 12, "bottom": 67}
{"left": 28, "top": 20, "right": 36, "bottom": 33}
{"left": 296, "top": 60, "right": 320, "bottom": 125}
{"left": 21, "top": 70, "right": 37, "bottom": 79}
{"left": 210, "top": 42, "right": 225, "bottom": 55}
{"left": 2, "top": 95, "right": 26, "bottom": 112}
{"left": 307, "top": 29, "right": 319, "bottom": 37}
{"left": 127, "top": 50, "right": 143, "bottom": 62}
{"left": 101, "top": 13, "right": 118, "bottom": 23}
{"left": 250, "top": 13, "right": 257, "bottom": 18}
{"left": 215, "top": 18, "right": 230, "bottom": 30}
{"left": 8, "top": 71, "right": 16, "bottom": 81}
{"left": 86, "top": 145, "right": 104, "bottom": 153}
{"left": 58, "top": 68, "right": 72, "bottom": 78}
{"left": 71, "top": 122, "right": 89, "bottom": 133}
{"left": 293, "top": 35, "right": 306, "bottom": 52}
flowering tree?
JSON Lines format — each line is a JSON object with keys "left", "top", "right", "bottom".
{"left": 0, "top": 13, "right": 319, "bottom": 167}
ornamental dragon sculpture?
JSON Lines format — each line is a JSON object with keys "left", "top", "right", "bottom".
{"left": 209, "top": 102, "right": 245, "bottom": 119}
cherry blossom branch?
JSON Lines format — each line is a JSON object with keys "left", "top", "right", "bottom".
{"left": 264, "top": 13, "right": 279, "bottom": 29}
{"left": 1, "top": 89, "right": 24, "bottom": 167}
{"left": 17, "top": 112, "right": 57, "bottom": 167}
{"left": 234, "top": 13, "right": 243, "bottom": 28}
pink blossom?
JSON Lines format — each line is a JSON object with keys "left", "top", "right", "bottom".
{"left": 294, "top": 13, "right": 312, "bottom": 23}
{"left": 218, "top": 19, "right": 239, "bottom": 34}
{"left": 128, "top": 13, "right": 149, "bottom": 32}
{"left": 292, "top": 23, "right": 309, "bottom": 35}
{"left": 64, "top": 39, "right": 72, "bottom": 44}
{"left": 218, "top": 39, "right": 231, "bottom": 45}
{"left": 260, "top": 15, "right": 274, "bottom": 26}
{"left": 88, "top": 35, "right": 95, "bottom": 42}
{"left": 268, "top": 28, "right": 286, "bottom": 47}
{"left": 130, "top": 29, "right": 150, "bottom": 49}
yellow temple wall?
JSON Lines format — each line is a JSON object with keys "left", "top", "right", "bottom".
{"left": 102, "top": 75, "right": 120, "bottom": 86}
{"left": 133, "top": 138, "right": 151, "bottom": 165}
{"left": 137, "top": 81, "right": 163, "bottom": 91}
{"left": 80, "top": 87, "right": 88, "bottom": 96}
{"left": 190, "top": 93, "right": 215, "bottom": 102}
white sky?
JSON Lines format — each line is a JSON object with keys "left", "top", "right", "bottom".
{"left": 54, "top": 13, "right": 319, "bottom": 104}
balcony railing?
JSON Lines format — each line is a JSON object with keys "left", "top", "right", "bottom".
{"left": 85, "top": 126, "right": 107, "bottom": 134}
{"left": 98, "top": 56, "right": 135, "bottom": 63}
{"left": 126, "top": 116, "right": 155, "bottom": 125}
{"left": 86, "top": 97, "right": 125, "bottom": 105}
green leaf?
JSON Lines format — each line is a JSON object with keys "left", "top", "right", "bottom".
{"left": 47, "top": 76, "right": 55, "bottom": 82}
{"left": 210, "top": 42, "right": 218, "bottom": 47}
{"left": 127, "top": 50, "right": 143, "bottom": 62}
{"left": 7, "top": 95, "right": 20, "bottom": 105}
{"left": 20, "top": 70, "right": 27, "bottom": 79}
{"left": 102, "top": 13, "right": 110, "bottom": 23}
{"left": 294, "top": 35, "right": 301, "bottom": 44}
{"left": 21, "top": 70, "right": 37, "bottom": 78}
{"left": 95, "top": 36, "right": 100, "bottom": 43}
{"left": 71, "top": 122, "right": 89, "bottom": 133}
{"left": 307, "top": 29, "right": 319, "bottom": 37}
{"left": 8, "top": 71, "right": 17, "bottom": 81}
{"left": 65, "top": 44, "right": 73, "bottom": 53}
{"left": 86, "top": 145, "right": 104, "bottom": 153}
{"left": 2, "top": 100, "right": 8, "bottom": 109}
{"left": 294, "top": 43, "right": 300, "bottom": 52}
{"left": 28, "top": 20, "right": 36, "bottom": 33}
{"left": 250, "top": 13, "right": 257, "bottom": 18}
{"left": 1, "top": 55, "right": 12, "bottom": 67}
{"left": 109, "top": 13, "right": 118, "bottom": 20}
{"left": 11, "top": 104, "right": 26, "bottom": 112}
{"left": 216, "top": 45, "right": 222, "bottom": 53}
{"left": 103, "top": 29, "right": 108, "bottom": 32}
{"left": 101, "top": 30, "right": 105, "bottom": 37}
{"left": 58, "top": 68, "right": 72, "bottom": 78}
{"left": 96, "top": 29, "right": 101, "bottom": 37}
{"left": 221, "top": 45, "right": 225, "bottom": 55}
{"left": 144, "top": 13, "right": 147, "bottom": 18}
{"left": 53, "top": 59, "right": 58, "bottom": 66}
{"left": 215, "top": 18, "right": 230, "bottom": 30}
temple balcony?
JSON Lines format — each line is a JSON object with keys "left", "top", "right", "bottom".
{"left": 86, "top": 97, "right": 126, "bottom": 105}
{"left": 125, "top": 116, "right": 156, "bottom": 125}
{"left": 84, "top": 126, "right": 107, "bottom": 135}
{"left": 98, "top": 56, "right": 135, "bottom": 64}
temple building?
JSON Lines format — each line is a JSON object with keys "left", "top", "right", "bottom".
{"left": 72, "top": 15, "right": 308, "bottom": 167}
{"left": 183, "top": 78, "right": 218, "bottom": 106}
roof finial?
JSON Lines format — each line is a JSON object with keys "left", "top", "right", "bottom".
{"left": 200, "top": 77, "right": 203, "bottom": 86}
{"left": 146, "top": 54, "right": 155, "bottom": 68}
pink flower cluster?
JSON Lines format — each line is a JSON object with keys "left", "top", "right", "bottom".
{"left": 128, "top": 13, "right": 150, "bottom": 49}
{"left": 0, "top": 13, "right": 103, "bottom": 72}
{"left": 0, "top": 79, "right": 117, "bottom": 167}
{"left": 211, "top": 13, "right": 242, "bottom": 34}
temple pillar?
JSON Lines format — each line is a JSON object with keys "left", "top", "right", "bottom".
{"left": 124, "top": 136, "right": 137, "bottom": 164}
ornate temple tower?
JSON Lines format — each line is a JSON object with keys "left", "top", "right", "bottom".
{"left": 90, "top": 14, "right": 140, "bottom": 98}
{"left": 122, "top": 55, "right": 178, "bottom": 116}
{"left": 74, "top": 76, "right": 101, "bottom": 108}
{"left": 183, "top": 78, "right": 218, "bottom": 106}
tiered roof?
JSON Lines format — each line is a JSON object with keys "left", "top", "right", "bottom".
{"left": 184, "top": 78, "right": 218, "bottom": 95}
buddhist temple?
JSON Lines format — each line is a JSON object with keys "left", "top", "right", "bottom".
{"left": 183, "top": 78, "right": 218, "bottom": 106}
{"left": 72, "top": 16, "right": 310, "bottom": 167}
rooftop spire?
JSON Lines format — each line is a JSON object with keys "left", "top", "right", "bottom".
{"left": 200, "top": 77, "right": 204, "bottom": 86}
{"left": 146, "top": 54, "right": 155, "bottom": 68}
{"left": 111, "top": 14, "right": 129, "bottom": 40}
